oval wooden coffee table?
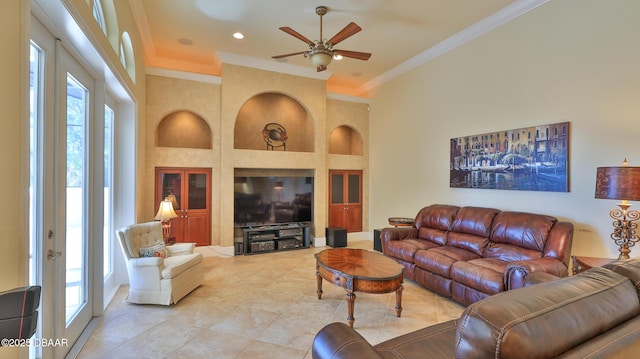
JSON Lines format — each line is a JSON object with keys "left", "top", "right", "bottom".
{"left": 315, "top": 248, "right": 404, "bottom": 328}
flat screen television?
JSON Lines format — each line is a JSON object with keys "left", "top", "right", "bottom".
{"left": 234, "top": 176, "right": 313, "bottom": 227}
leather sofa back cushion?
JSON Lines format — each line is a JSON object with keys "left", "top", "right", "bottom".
{"left": 415, "top": 204, "right": 459, "bottom": 232}
{"left": 488, "top": 211, "right": 556, "bottom": 252}
{"left": 451, "top": 206, "right": 500, "bottom": 237}
{"left": 447, "top": 207, "right": 500, "bottom": 255}
{"left": 455, "top": 267, "right": 640, "bottom": 359}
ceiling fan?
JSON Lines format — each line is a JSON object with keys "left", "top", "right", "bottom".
{"left": 272, "top": 6, "right": 371, "bottom": 72}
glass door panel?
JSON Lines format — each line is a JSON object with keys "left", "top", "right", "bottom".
{"left": 188, "top": 173, "right": 207, "bottom": 209}
{"left": 65, "top": 73, "right": 88, "bottom": 323}
{"left": 348, "top": 174, "right": 361, "bottom": 204}
{"left": 103, "top": 105, "right": 114, "bottom": 279}
{"left": 331, "top": 174, "right": 344, "bottom": 204}
{"left": 160, "top": 172, "right": 182, "bottom": 210}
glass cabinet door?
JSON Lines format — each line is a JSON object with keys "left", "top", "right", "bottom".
{"left": 160, "top": 172, "right": 182, "bottom": 210}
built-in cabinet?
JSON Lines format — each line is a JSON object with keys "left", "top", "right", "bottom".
{"left": 155, "top": 167, "right": 211, "bottom": 246}
{"left": 328, "top": 170, "right": 362, "bottom": 232}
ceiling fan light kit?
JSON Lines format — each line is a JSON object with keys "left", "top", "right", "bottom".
{"left": 273, "top": 5, "right": 371, "bottom": 72}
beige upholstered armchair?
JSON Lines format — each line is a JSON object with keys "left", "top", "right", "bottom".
{"left": 116, "top": 221, "right": 203, "bottom": 305}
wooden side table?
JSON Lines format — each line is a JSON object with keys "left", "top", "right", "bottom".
{"left": 571, "top": 256, "right": 614, "bottom": 275}
{"left": 388, "top": 217, "right": 413, "bottom": 227}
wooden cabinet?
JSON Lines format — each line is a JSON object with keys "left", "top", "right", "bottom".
{"left": 328, "top": 170, "right": 362, "bottom": 232}
{"left": 156, "top": 167, "right": 211, "bottom": 246}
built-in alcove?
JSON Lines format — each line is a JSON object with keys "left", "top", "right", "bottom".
{"left": 328, "top": 125, "right": 363, "bottom": 155}
{"left": 157, "top": 110, "right": 212, "bottom": 149}
{"left": 234, "top": 92, "right": 314, "bottom": 152}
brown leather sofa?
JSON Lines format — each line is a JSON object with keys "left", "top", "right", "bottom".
{"left": 381, "top": 204, "right": 574, "bottom": 305}
{"left": 311, "top": 258, "right": 640, "bottom": 359}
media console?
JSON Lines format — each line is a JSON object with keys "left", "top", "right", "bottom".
{"left": 236, "top": 222, "right": 311, "bottom": 255}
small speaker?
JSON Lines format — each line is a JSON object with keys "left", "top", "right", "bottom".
{"left": 373, "top": 229, "right": 382, "bottom": 252}
{"left": 326, "top": 227, "right": 347, "bottom": 247}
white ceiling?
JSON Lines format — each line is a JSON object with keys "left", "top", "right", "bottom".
{"left": 130, "top": 0, "right": 548, "bottom": 96}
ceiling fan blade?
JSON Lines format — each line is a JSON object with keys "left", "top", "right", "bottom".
{"left": 272, "top": 51, "right": 307, "bottom": 59}
{"left": 317, "top": 65, "right": 327, "bottom": 72}
{"left": 327, "top": 22, "right": 361, "bottom": 46}
{"left": 279, "top": 27, "right": 314, "bottom": 46}
{"left": 333, "top": 49, "right": 371, "bottom": 61}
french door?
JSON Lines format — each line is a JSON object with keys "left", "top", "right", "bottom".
{"left": 30, "top": 17, "right": 98, "bottom": 358}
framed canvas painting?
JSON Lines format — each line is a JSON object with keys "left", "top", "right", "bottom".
{"left": 450, "top": 122, "right": 569, "bottom": 192}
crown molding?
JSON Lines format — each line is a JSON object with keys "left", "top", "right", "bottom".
{"left": 146, "top": 67, "right": 222, "bottom": 84}
{"left": 128, "top": 0, "right": 156, "bottom": 67}
{"left": 358, "top": 0, "right": 550, "bottom": 94}
{"left": 217, "top": 52, "right": 332, "bottom": 81}
{"left": 327, "top": 93, "right": 371, "bottom": 104}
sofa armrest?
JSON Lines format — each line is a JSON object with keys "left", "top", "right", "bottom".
{"left": 130, "top": 257, "right": 163, "bottom": 267}
{"left": 312, "top": 322, "right": 384, "bottom": 359}
{"left": 380, "top": 227, "right": 418, "bottom": 254}
{"left": 505, "top": 257, "right": 568, "bottom": 290}
{"left": 167, "top": 242, "right": 196, "bottom": 256}
{"left": 523, "top": 271, "right": 561, "bottom": 287}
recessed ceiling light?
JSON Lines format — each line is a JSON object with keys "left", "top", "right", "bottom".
{"left": 333, "top": 54, "right": 343, "bottom": 60}
{"left": 233, "top": 32, "right": 244, "bottom": 39}
{"left": 178, "top": 38, "right": 193, "bottom": 46}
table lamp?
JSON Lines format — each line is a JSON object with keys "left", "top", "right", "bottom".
{"left": 595, "top": 159, "right": 640, "bottom": 259}
{"left": 155, "top": 197, "right": 178, "bottom": 243}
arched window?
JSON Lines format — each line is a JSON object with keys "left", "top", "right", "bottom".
{"left": 120, "top": 32, "right": 136, "bottom": 82}
{"left": 92, "top": 0, "right": 107, "bottom": 35}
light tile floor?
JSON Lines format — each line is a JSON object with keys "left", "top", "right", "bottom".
{"left": 78, "top": 240, "right": 464, "bottom": 358}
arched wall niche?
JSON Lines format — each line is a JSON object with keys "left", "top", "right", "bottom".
{"left": 329, "top": 125, "right": 363, "bottom": 155}
{"left": 157, "top": 110, "right": 212, "bottom": 149}
{"left": 234, "top": 92, "right": 314, "bottom": 152}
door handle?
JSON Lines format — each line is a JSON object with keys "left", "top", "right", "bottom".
{"left": 47, "top": 249, "right": 62, "bottom": 260}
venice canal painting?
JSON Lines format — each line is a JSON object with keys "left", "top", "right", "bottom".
{"left": 450, "top": 122, "right": 569, "bottom": 192}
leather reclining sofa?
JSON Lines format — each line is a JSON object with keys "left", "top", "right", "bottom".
{"left": 381, "top": 204, "right": 574, "bottom": 305}
{"left": 312, "top": 258, "right": 640, "bottom": 358}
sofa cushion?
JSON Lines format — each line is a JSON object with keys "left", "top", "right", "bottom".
{"left": 139, "top": 243, "right": 168, "bottom": 258}
{"left": 162, "top": 253, "right": 202, "bottom": 279}
{"left": 488, "top": 211, "right": 556, "bottom": 252}
{"left": 604, "top": 257, "right": 640, "bottom": 298}
{"left": 414, "top": 247, "right": 480, "bottom": 278}
{"left": 385, "top": 239, "right": 440, "bottom": 263}
{"left": 450, "top": 258, "right": 507, "bottom": 295}
{"left": 417, "top": 227, "right": 449, "bottom": 246}
{"left": 374, "top": 320, "right": 458, "bottom": 359}
{"left": 414, "top": 205, "right": 459, "bottom": 241}
{"left": 455, "top": 267, "right": 640, "bottom": 359}
{"left": 451, "top": 206, "right": 500, "bottom": 238}
{"left": 123, "top": 222, "right": 164, "bottom": 258}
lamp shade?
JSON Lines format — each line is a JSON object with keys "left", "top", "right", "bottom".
{"left": 155, "top": 199, "right": 178, "bottom": 221}
{"left": 274, "top": 180, "right": 284, "bottom": 189}
{"left": 310, "top": 52, "right": 332, "bottom": 67}
{"left": 595, "top": 166, "right": 640, "bottom": 201}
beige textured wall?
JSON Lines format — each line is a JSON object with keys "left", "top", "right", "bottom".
{"left": 147, "top": 65, "right": 371, "bottom": 246}
{"left": 1, "top": 0, "right": 27, "bottom": 303}
{"left": 326, "top": 99, "right": 370, "bottom": 232}
{"left": 369, "top": 0, "right": 640, "bottom": 258}
{"left": 221, "top": 65, "right": 329, "bottom": 245}
{"left": 145, "top": 75, "right": 222, "bottom": 244}
{"left": 234, "top": 93, "right": 313, "bottom": 152}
